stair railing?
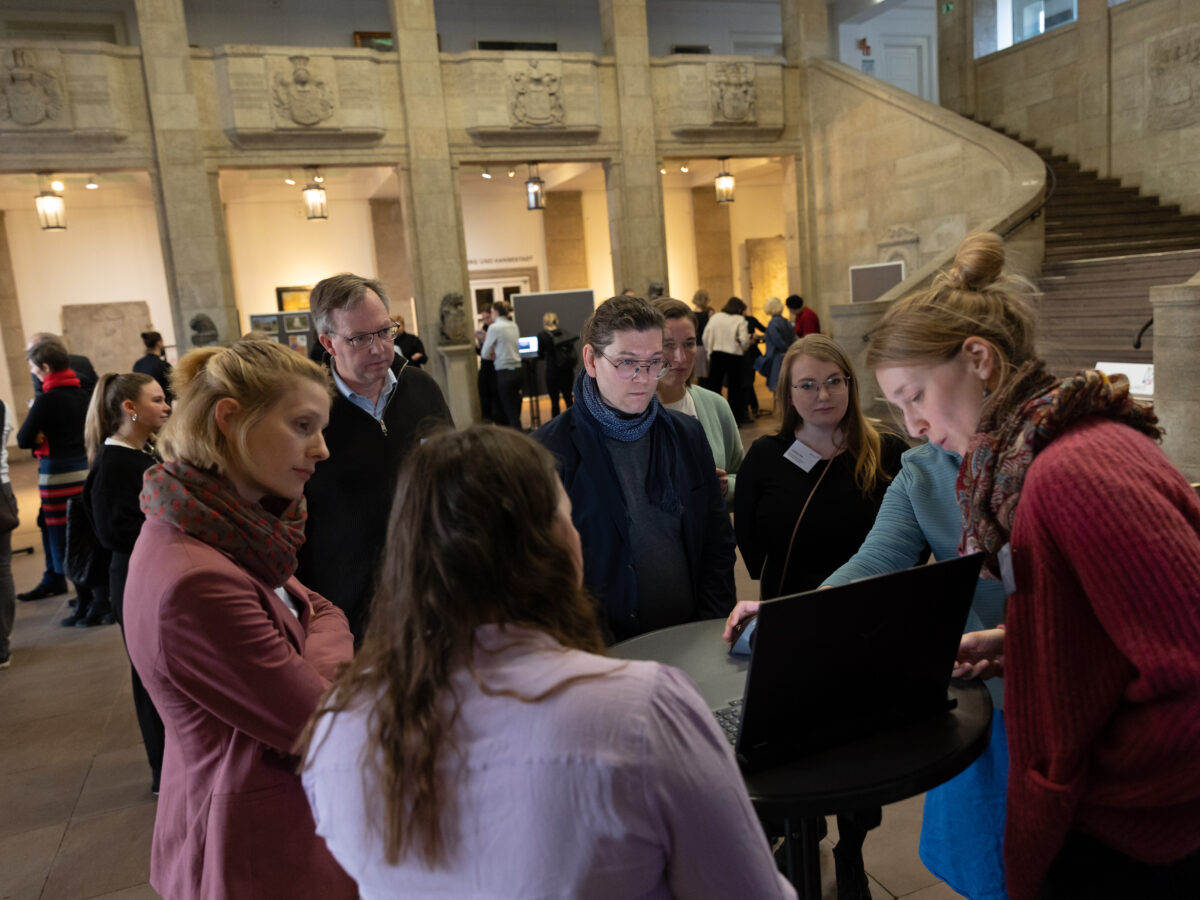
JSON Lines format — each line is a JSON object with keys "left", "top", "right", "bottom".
{"left": 1001, "top": 159, "right": 1057, "bottom": 239}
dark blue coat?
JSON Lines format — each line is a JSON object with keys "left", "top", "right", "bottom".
{"left": 535, "top": 401, "right": 737, "bottom": 643}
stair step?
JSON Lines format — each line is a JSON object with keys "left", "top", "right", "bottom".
{"left": 1046, "top": 220, "right": 1200, "bottom": 240}
{"left": 1052, "top": 175, "right": 1123, "bottom": 189}
{"left": 1046, "top": 208, "right": 1186, "bottom": 226}
{"left": 1045, "top": 237, "right": 1200, "bottom": 260}
{"left": 1051, "top": 183, "right": 1141, "bottom": 198}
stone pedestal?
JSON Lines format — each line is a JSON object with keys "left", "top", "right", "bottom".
{"left": 436, "top": 343, "right": 479, "bottom": 428}
{"left": 1151, "top": 278, "right": 1200, "bottom": 481}
{"left": 600, "top": 0, "right": 668, "bottom": 296}
{"left": 134, "top": 0, "right": 240, "bottom": 347}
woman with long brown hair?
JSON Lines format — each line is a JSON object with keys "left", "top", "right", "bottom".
{"left": 300, "top": 426, "right": 793, "bottom": 898}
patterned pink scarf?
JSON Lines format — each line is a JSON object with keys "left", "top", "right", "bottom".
{"left": 958, "top": 361, "right": 1162, "bottom": 579}
{"left": 140, "top": 460, "right": 308, "bottom": 588}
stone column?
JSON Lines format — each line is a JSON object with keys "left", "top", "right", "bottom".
{"left": 0, "top": 213, "right": 32, "bottom": 417}
{"left": 937, "top": 0, "right": 976, "bottom": 117}
{"left": 600, "top": 0, "right": 668, "bottom": 297}
{"left": 1151, "top": 277, "right": 1200, "bottom": 482}
{"left": 369, "top": 198, "right": 418, "bottom": 332}
{"left": 1075, "top": 0, "right": 1112, "bottom": 176}
{"left": 780, "top": 154, "right": 819, "bottom": 313}
{"left": 781, "top": 0, "right": 831, "bottom": 63}
{"left": 544, "top": 192, "right": 589, "bottom": 290}
{"left": 388, "top": 0, "right": 476, "bottom": 425}
{"left": 691, "top": 186, "right": 734, "bottom": 302}
{"left": 134, "top": 0, "right": 239, "bottom": 347}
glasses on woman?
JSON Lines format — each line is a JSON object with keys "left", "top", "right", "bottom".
{"left": 599, "top": 352, "right": 670, "bottom": 381}
{"left": 336, "top": 323, "right": 399, "bottom": 349}
{"left": 792, "top": 375, "right": 851, "bottom": 393}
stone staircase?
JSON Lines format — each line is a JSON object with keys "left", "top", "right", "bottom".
{"left": 986, "top": 125, "right": 1200, "bottom": 377}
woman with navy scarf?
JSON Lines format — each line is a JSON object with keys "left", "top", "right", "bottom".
{"left": 534, "top": 295, "right": 737, "bottom": 644}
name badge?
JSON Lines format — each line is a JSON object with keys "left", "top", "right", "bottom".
{"left": 784, "top": 439, "right": 822, "bottom": 472}
{"left": 997, "top": 543, "right": 1017, "bottom": 596}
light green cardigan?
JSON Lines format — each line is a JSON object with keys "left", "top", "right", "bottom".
{"left": 684, "top": 384, "right": 745, "bottom": 505}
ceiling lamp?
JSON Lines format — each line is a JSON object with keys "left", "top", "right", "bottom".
{"left": 284, "top": 171, "right": 296, "bottom": 186}
{"left": 85, "top": 175, "right": 99, "bottom": 190}
{"left": 680, "top": 161, "right": 690, "bottom": 173}
{"left": 714, "top": 158, "right": 735, "bottom": 203}
{"left": 525, "top": 162, "right": 544, "bottom": 211}
{"left": 36, "top": 174, "right": 66, "bottom": 230}
{"left": 659, "top": 161, "right": 666, "bottom": 175}
{"left": 482, "top": 167, "right": 492, "bottom": 180}
{"left": 507, "top": 168, "right": 516, "bottom": 178}
{"left": 303, "top": 167, "right": 327, "bottom": 220}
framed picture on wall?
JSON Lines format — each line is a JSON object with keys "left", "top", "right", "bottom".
{"left": 284, "top": 312, "right": 311, "bottom": 332}
{"left": 287, "top": 332, "right": 310, "bottom": 354}
{"left": 276, "top": 285, "right": 313, "bottom": 312}
{"left": 353, "top": 31, "right": 394, "bottom": 52}
{"left": 250, "top": 314, "right": 280, "bottom": 336}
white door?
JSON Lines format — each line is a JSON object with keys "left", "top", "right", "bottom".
{"left": 880, "top": 36, "right": 930, "bottom": 101}
{"left": 468, "top": 275, "right": 532, "bottom": 328}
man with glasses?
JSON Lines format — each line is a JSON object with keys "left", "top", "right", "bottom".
{"left": 535, "top": 295, "right": 736, "bottom": 643}
{"left": 300, "top": 273, "right": 452, "bottom": 643}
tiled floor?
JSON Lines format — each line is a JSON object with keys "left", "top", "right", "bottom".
{"left": 0, "top": 396, "right": 965, "bottom": 899}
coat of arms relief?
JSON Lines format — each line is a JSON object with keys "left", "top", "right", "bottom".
{"left": 272, "top": 55, "right": 336, "bottom": 126}
{"left": 710, "top": 62, "right": 756, "bottom": 124}
{"left": 508, "top": 59, "right": 565, "bottom": 128}
{"left": 0, "top": 49, "right": 64, "bottom": 127}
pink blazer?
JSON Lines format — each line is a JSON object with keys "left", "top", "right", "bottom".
{"left": 125, "top": 517, "right": 357, "bottom": 900}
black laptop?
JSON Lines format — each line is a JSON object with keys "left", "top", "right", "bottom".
{"left": 715, "top": 554, "right": 984, "bottom": 770}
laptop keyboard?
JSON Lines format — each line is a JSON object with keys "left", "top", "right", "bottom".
{"left": 712, "top": 698, "right": 743, "bottom": 747}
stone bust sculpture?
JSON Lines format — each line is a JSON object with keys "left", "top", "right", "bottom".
{"left": 440, "top": 292, "right": 470, "bottom": 344}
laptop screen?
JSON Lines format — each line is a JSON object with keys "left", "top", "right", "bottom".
{"left": 518, "top": 336, "right": 538, "bottom": 359}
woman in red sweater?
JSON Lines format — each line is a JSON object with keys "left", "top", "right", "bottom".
{"left": 866, "top": 232, "right": 1200, "bottom": 900}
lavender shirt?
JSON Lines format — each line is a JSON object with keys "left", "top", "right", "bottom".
{"left": 303, "top": 624, "right": 795, "bottom": 899}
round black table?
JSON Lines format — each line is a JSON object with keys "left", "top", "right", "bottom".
{"left": 612, "top": 618, "right": 993, "bottom": 898}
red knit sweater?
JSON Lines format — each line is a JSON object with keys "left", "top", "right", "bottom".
{"left": 1004, "top": 419, "right": 1200, "bottom": 900}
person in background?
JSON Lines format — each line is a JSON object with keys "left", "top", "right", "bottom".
{"left": 474, "top": 302, "right": 500, "bottom": 423}
{"left": 535, "top": 295, "right": 736, "bottom": 643}
{"left": 391, "top": 314, "right": 427, "bottom": 368}
{"left": 83, "top": 372, "right": 171, "bottom": 793}
{"left": 702, "top": 296, "right": 753, "bottom": 425}
{"left": 17, "top": 339, "right": 90, "bottom": 606}
{"left": 124, "top": 340, "right": 356, "bottom": 900}
{"left": 28, "top": 331, "right": 98, "bottom": 397}
{"left": 300, "top": 426, "right": 796, "bottom": 900}
{"left": 479, "top": 299, "right": 522, "bottom": 430}
{"left": 743, "top": 308, "right": 769, "bottom": 418}
{"left": 0, "top": 398, "right": 17, "bottom": 669}
{"left": 787, "top": 294, "right": 820, "bottom": 337}
{"left": 691, "top": 289, "right": 713, "bottom": 382}
{"left": 754, "top": 297, "right": 796, "bottom": 395}
{"left": 301, "top": 274, "right": 452, "bottom": 643}
{"left": 133, "top": 330, "right": 173, "bottom": 402}
{"left": 537, "top": 311, "right": 574, "bottom": 417}
{"left": 727, "top": 438, "right": 1009, "bottom": 900}
{"left": 868, "top": 231, "right": 1200, "bottom": 900}
{"left": 653, "top": 297, "right": 744, "bottom": 504}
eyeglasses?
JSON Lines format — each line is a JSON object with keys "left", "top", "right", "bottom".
{"left": 792, "top": 375, "right": 851, "bottom": 393}
{"left": 335, "top": 323, "right": 399, "bottom": 349}
{"left": 598, "top": 352, "right": 670, "bottom": 380}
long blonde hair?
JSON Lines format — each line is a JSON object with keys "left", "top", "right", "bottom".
{"left": 776, "top": 334, "right": 890, "bottom": 497}
{"left": 865, "top": 232, "right": 1039, "bottom": 387}
{"left": 84, "top": 372, "right": 155, "bottom": 463}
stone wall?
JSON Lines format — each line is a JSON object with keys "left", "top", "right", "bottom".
{"left": 975, "top": 0, "right": 1200, "bottom": 215}
{"left": 815, "top": 58, "right": 1045, "bottom": 412}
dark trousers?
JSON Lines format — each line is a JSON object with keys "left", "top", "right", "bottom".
{"left": 706, "top": 351, "right": 747, "bottom": 422}
{"left": 545, "top": 366, "right": 573, "bottom": 418}
{"left": 0, "top": 525, "right": 13, "bottom": 658}
{"left": 1041, "top": 831, "right": 1200, "bottom": 899}
{"left": 478, "top": 360, "right": 500, "bottom": 424}
{"left": 111, "top": 551, "right": 165, "bottom": 790}
{"left": 495, "top": 368, "right": 524, "bottom": 430}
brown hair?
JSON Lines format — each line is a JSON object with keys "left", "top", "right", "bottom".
{"left": 298, "top": 427, "right": 604, "bottom": 868}
{"left": 84, "top": 372, "right": 156, "bottom": 462}
{"left": 776, "top": 335, "right": 891, "bottom": 497}
{"left": 865, "top": 232, "right": 1039, "bottom": 387}
{"left": 691, "top": 289, "right": 711, "bottom": 312}
{"left": 582, "top": 295, "right": 664, "bottom": 354}
{"left": 721, "top": 296, "right": 746, "bottom": 315}
{"left": 492, "top": 299, "right": 512, "bottom": 317}
{"left": 157, "top": 339, "right": 332, "bottom": 474}
{"left": 27, "top": 339, "right": 70, "bottom": 373}
{"left": 140, "top": 331, "right": 163, "bottom": 351}
{"left": 309, "top": 273, "right": 390, "bottom": 335}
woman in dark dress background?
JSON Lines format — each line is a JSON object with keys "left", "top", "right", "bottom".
{"left": 536, "top": 311, "right": 574, "bottom": 417}
{"left": 133, "top": 330, "right": 173, "bottom": 403}
{"left": 84, "top": 372, "right": 171, "bottom": 792}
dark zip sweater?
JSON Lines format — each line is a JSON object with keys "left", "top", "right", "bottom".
{"left": 297, "top": 354, "right": 452, "bottom": 643}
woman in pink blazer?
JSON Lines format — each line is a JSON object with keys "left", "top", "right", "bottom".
{"left": 125, "top": 339, "right": 356, "bottom": 900}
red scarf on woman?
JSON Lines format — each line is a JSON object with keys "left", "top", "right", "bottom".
{"left": 139, "top": 460, "right": 308, "bottom": 588}
{"left": 958, "top": 361, "right": 1162, "bottom": 579}
{"left": 41, "top": 369, "right": 81, "bottom": 391}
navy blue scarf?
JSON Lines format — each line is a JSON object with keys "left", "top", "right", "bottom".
{"left": 575, "top": 369, "right": 682, "bottom": 515}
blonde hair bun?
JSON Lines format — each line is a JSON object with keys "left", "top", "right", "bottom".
{"left": 943, "top": 231, "right": 1005, "bottom": 292}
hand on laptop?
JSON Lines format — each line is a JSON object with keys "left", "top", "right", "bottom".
{"left": 723, "top": 601, "right": 761, "bottom": 643}
{"left": 953, "top": 628, "right": 1006, "bottom": 680}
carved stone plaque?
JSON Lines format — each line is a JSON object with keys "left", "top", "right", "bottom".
{"left": 272, "top": 55, "right": 336, "bottom": 127}
{"left": 62, "top": 301, "right": 152, "bottom": 379}
{"left": 0, "top": 48, "right": 64, "bottom": 127}
{"left": 710, "top": 61, "right": 756, "bottom": 124}
{"left": 507, "top": 59, "right": 565, "bottom": 128}
{"left": 1148, "top": 25, "right": 1200, "bottom": 132}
